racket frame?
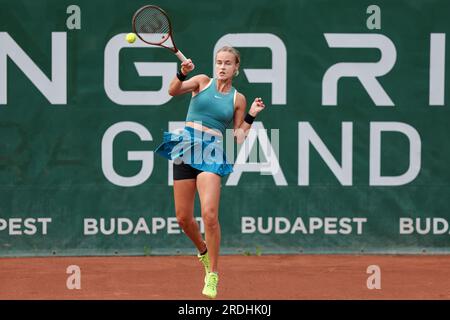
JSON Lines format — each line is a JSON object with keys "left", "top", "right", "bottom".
{"left": 132, "top": 5, "right": 187, "bottom": 62}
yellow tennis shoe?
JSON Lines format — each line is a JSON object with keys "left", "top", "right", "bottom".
{"left": 197, "top": 251, "right": 210, "bottom": 283}
{"left": 202, "top": 272, "right": 219, "bottom": 299}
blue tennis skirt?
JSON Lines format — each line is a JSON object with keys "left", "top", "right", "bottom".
{"left": 155, "top": 126, "right": 234, "bottom": 177}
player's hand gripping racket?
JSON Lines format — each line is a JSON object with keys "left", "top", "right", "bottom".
{"left": 132, "top": 5, "right": 190, "bottom": 65}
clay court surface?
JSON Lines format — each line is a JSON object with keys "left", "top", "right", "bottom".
{"left": 0, "top": 255, "right": 449, "bottom": 300}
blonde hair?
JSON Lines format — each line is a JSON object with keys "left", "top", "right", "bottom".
{"left": 216, "top": 46, "right": 240, "bottom": 77}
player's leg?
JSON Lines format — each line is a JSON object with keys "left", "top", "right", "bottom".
{"left": 173, "top": 164, "right": 206, "bottom": 253}
{"left": 196, "top": 171, "right": 221, "bottom": 298}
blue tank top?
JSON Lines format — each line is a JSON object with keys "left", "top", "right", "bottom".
{"left": 185, "top": 78, "right": 236, "bottom": 135}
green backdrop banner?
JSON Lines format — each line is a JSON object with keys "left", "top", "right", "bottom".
{"left": 1, "top": 0, "right": 450, "bottom": 256}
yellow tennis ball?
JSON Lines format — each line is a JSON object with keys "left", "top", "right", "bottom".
{"left": 126, "top": 33, "right": 136, "bottom": 44}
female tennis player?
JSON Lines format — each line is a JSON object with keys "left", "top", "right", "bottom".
{"left": 155, "top": 46, "right": 265, "bottom": 299}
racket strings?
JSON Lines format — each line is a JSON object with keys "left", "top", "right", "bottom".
{"left": 135, "top": 8, "right": 171, "bottom": 45}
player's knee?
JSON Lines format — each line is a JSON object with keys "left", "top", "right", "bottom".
{"left": 176, "top": 211, "right": 193, "bottom": 229}
{"left": 202, "top": 208, "right": 219, "bottom": 229}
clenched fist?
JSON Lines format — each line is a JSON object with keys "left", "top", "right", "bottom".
{"left": 180, "top": 59, "right": 195, "bottom": 75}
{"left": 249, "top": 97, "right": 266, "bottom": 117}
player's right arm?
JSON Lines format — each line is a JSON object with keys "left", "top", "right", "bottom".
{"left": 168, "top": 59, "right": 209, "bottom": 96}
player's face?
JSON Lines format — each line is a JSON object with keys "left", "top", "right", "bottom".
{"left": 215, "top": 51, "right": 239, "bottom": 81}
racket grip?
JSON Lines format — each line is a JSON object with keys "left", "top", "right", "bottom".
{"left": 175, "top": 50, "right": 187, "bottom": 62}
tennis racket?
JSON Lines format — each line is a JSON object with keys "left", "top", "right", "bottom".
{"left": 132, "top": 5, "right": 189, "bottom": 63}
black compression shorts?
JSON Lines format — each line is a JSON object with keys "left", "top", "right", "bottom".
{"left": 173, "top": 161, "right": 203, "bottom": 180}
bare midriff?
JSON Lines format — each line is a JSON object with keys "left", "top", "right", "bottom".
{"left": 185, "top": 121, "right": 223, "bottom": 137}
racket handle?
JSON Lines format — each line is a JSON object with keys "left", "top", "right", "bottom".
{"left": 175, "top": 50, "right": 187, "bottom": 62}
{"left": 175, "top": 50, "right": 195, "bottom": 71}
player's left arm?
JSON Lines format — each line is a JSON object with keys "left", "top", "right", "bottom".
{"left": 233, "top": 93, "right": 266, "bottom": 144}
